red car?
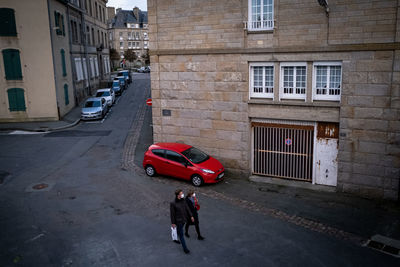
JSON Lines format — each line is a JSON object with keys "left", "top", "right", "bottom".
{"left": 142, "top": 143, "right": 225, "bottom": 186}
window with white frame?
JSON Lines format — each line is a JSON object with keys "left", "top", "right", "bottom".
{"left": 94, "top": 57, "right": 99, "bottom": 77}
{"left": 248, "top": 0, "right": 274, "bottom": 31}
{"left": 74, "top": 58, "right": 83, "bottom": 81}
{"left": 89, "top": 57, "right": 95, "bottom": 78}
{"left": 280, "top": 63, "right": 306, "bottom": 100}
{"left": 249, "top": 63, "right": 274, "bottom": 98}
{"left": 313, "top": 62, "right": 342, "bottom": 101}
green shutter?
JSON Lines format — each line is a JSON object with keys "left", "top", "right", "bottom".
{"left": 64, "top": 84, "right": 69, "bottom": 105}
{"left": 2, "top": 49, "right": 22, "bottom": 80}
{"left": 7, "top": 88, "right": 26, "bottom": 111}
{"left": 54, "top": 11, "right": 62, "bottom": 35}
{"left": 61, "top": 14, "right": 65, "bottom": 36}
{"left": 0, "top": 8, "right": 17, "bottom": 36}
{"left": 61, "top": 49, "right": 67, "bottom": 76}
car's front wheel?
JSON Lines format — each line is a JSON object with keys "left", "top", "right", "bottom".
{"left": 191, "top": 174, "right": 203, "bottom": 187}
{"left": 145, "top": 165, "right": 156, "bottom": 177}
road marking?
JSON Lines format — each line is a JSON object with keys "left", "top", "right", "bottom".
{"left": 9, "top": 130, "right": 46, "bottom": 135}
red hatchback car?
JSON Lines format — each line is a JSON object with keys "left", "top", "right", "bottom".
{"left": 142, "top": 143, "right": 225, "bottom": 186}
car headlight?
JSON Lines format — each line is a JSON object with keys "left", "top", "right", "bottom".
{"left": 94, "top": 111, "right": 102, "bottom": 115}
{"left": 201, "top": 168, "right": 215, "bottom": 174}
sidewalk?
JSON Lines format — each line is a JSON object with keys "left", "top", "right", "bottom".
{"left": 0, "top": 105, "right": 81, "bottom": 132}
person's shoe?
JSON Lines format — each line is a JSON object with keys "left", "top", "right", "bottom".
{"left": 198, "top": 236, "right": 205, "bottom": 240}
{"left": 173, "top": 240, "right": 181, "bottom": 244}
{"left": 184, "top": 249, "right": 190, "bottom": 254}
{"left": 185, "top": 233, "right": 190, "bottom": 238}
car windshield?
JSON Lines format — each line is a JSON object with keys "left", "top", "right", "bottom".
{"left": 113, "top": 82, "right": 119, "bottom": 86}
{"left": 181, "top": 147, "right": 209, "bottom": 164}
{"left": 85, "top": 101, "right": 100, "bottom": 107}
{"left": 96, "top": 91, "right": 110, "bottom": 97}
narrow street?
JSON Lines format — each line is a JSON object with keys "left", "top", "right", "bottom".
{"left": 0, "top": 73, "right": 399, "bottom": 266}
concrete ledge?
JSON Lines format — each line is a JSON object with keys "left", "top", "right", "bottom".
{"left": 249, "top": 175, "right": 337, "bottom": 193}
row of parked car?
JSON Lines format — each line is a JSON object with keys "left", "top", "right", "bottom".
{"left": 81, "top": 70, "right": 132, "bottom": 120}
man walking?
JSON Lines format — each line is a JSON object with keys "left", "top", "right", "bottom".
{"left": 170, "top": 189, "right": 194, "bottom": 254}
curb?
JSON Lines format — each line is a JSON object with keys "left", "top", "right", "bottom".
{"left": 0, "top": 118, "right": 81, "bottom": 133}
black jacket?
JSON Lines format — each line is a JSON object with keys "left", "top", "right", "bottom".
{"left": 170, "top": 198, "right": 193, "bottom": 224}
{"left": 185, "top": 197, "right": 199, "bottom": 223}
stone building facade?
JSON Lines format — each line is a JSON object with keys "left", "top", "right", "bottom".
{"left": 68, "top": 0, "right": 111, "bottom": 104}
{"left": 0, "top": 0, "right": 75, "bottom": 122}
{"left": 107, "top": 7, "right": 149, "bottom": 66}
{"left": 148, "top": 0, "right": 400, "bottom": 200}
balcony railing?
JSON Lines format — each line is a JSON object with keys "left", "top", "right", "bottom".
{"left": 244, "top": 20, "right": 274, "bottom": 31}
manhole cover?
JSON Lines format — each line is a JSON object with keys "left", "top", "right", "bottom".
{"left": 32, "top": 183, "right": 49, "bottom": 190}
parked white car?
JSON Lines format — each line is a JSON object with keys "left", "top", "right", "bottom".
{"left": 95, "top": 88, "right": 115, "bottom": 107}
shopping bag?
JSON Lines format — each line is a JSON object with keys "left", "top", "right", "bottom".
{"left": 171, "top": 226, "right": 178, "bottom": 241}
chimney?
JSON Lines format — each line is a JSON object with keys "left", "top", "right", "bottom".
{"left": 116, "top": 8, "right": 122, "bottom": 13}
{"left": 107, "top": 7, "right": 115, "bottom": 21}
{"left": 133, "top": 6, "right": 140, "bottom": 20}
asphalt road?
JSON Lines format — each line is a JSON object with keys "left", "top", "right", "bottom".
{"left": 0, "top": 73, "right": 399, "bottom": 266}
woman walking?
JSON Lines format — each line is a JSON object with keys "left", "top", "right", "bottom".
{"left": 170, "top": 189, "right": 194, "bottom": 254}
{"left": 185, "top": 190, "right": 205, "bottom": 240}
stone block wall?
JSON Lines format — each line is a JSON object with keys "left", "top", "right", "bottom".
{"left": 338, "top": 50, "right": 400, "bottom": 199}
{"left": 151, "top": 54, "right": 250, "bottom": 176}
{"left": 148, "top": 0, "right": 400, "bottom": 199}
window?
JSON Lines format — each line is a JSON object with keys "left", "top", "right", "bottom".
{"left": 74, "top": 58, "right": 83, "bottom": 81}
{"left": 109, "top": 32, "right": 113, "bottom": 41}
{"left": 166, "top": 150, "right": 186, "bottom": 164}
{"left": 91, "top": 28, "right": 94, "bottom": 45}
{"left": 97, "top": 29, "right": 100, "bottom": 45}
{"left": 0, "top": 8, "right": 17, "bottom": 36}
{"left": 120, "top": 41, "right": 123, "bottom": 48}
{"left": 64, "top": 84, "right": 69, "bottom": 105}
{"left": 54, "top": 11, "right": 65, "bottom": 36}
{"left": 248, "top": 0, "right": 274, "bottom": 31}
{"left": 7, "top": 88, "right": 26, "bottom": 111}
{"left": 152, "top": 149, "right": 165, "bottom": 158}
{"left": 135, "top": 32, "right": 139, "bottom": 39}
{"left": 94, "top": 57, "right": 99, "bottom": 77}
{"left": 89, "top": 57, "right": 95, "bottom": 78}
{"left": 313, "top": 62, "right": 342, "bottom": 101}
{"left": 61, "top": 49, "right": 67, "bottom": 76}
{"left": 89, "top": 0, "right": 92, "bottom": 16}
{"left": 280, "top": 63, "right": 306, "bottom": 100}
{"left": 249, "top": 63, "right": 274, "bottom": 99}
{"left": 95, "top": 2, "right": 98, "bottom": 18}
{"left": 82, "top": 58, "right": 88, "bottom": 80}
{"left": 2, "top": 49, "right": 22, "bottom": 80}
{"left": 128, "top": 42, "right": 132, "bottom": 48}
{"left": 143, "top": 32, "right": 148, "bottom": 39}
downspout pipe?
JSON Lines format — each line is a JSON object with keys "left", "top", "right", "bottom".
{"left": 46, "top": 0, "right": 61, "bottom": 120}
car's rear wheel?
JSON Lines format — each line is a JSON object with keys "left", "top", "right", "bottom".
{"left": 145, "top": 165, "right": 156, "bottom": 177}
{"left": 191, "top": 174, "right": 203, "bottom": 187}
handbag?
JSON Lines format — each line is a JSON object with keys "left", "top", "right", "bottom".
{"left": 171, "top": 226, "right": 178, "bottom": 241}
{"left": 194, "top": 197, "right": 200, "bottom": 211}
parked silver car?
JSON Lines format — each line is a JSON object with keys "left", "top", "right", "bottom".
{"left": 81, "top": 97, "right": 108, "bottom": 120}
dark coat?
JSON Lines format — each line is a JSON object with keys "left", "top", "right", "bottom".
{"left": 185, "top": 197, "right": 199, "bottom": 223}
{"left": 170, "top": 198, "right": 193, "bottom": 225}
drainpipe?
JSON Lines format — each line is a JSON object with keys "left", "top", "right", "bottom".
{"left": 46, "top": 0, "right": 61, "bottom": 120}
{"left": 65, "top": 4, "right": 79, "bottom": 107}
{"left": 81, "top": 12, "right": 92, "bottom": 97}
